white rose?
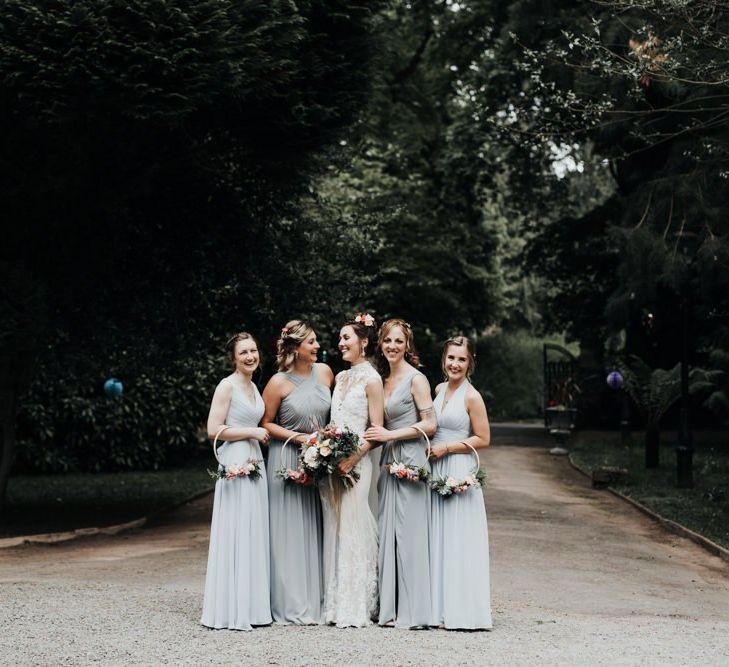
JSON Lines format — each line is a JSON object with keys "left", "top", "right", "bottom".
{"left": 446, "top": 476, "right": 458, "bottom": 488}
{"left": 303, "top": 446, "right": 320, "bottom": 468}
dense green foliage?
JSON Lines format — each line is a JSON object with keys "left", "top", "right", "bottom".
{"left": 1, "top": 1, "right": 385, "bottom": 482}
{"left": 3, "top": 0, "right": 728, "bottom": 490}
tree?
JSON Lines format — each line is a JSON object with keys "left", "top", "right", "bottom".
{"left": 0, "top": 1, "right": 384, "bottom": 499}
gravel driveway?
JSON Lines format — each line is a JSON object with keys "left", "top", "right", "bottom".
{"left": 1, "top": 445, "right": 727, "bottom": 666}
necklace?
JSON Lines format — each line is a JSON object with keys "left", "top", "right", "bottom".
{"left": 442, "top": 380, "right": 466, "bottom": 411}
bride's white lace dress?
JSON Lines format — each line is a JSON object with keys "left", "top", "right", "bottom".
{"left": 319, "top": 361, "right": 380, "bottom": 627}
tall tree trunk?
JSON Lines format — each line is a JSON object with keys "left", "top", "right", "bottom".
{"left": 0, "top": 374, "right": 18, "bottom": 515}
{"left": 645, "top": 423, "right": 660, "bottom": 469}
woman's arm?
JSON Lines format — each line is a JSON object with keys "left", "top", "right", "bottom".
{"left": 364, "top": 374, "right": 436, "bottom": 443}
{"left": 207, "top": 381, "right": 268, "bottom": 443}
{"left": 431, "top": 386, "right": 490, "bottom": 458}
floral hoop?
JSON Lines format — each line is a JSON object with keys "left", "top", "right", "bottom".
{"left": 429, "top": 440, "right": 486, "bottom": 497}
{"left": 276, "top": 432, "right": 314, "bottom": 485}
{"left": 209, "top": 425, "right": 263, "bottom": 481}
{"left": 385, "top": 425, "right": 431, "bottom": 483}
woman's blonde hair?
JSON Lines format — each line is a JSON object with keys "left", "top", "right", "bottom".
{"left": 376, "top": 318, "right": 420, "bottom": 378}
{"left": 276, "top": 319, "right": 314, "bottom": 372}
{"left": 441, "top": 335, "right": 476, "bottom": 378}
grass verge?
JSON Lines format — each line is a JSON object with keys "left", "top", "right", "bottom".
{"left": 570, "top": 438, "right": 729, "bottom": 550}
{"left": 1, "top": 465, "right": 214, "bottom": 538}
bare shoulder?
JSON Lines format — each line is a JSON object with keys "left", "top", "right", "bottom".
{"left": 411, "top": 372, "right": 431, "bottom": 392}
{"left": 434, "top": 381, "right": 446, "bottom": 395}
{"left": 465, "top": 384, "right": 486, "bottom": 409}
{"left": 316, "top": 362, "right": 335, "bottom": 382}
{"left": 262, "top": 372, "right": 289, "bottom": 395}
{"left": 214, "top": 377, "right": 234, "bottom": 398}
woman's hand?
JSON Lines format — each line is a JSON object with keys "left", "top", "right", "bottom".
{"left": 252, "top": 427, "right": 270, "bottom": 444}
{"left": 428, "top": 444, "right": 449, "bottom": 460}
{"left": 337, "top": 450, "right": 361, "bottom": 475}
{"left": 364, "top": 425, "right": 391, "bottom": 443}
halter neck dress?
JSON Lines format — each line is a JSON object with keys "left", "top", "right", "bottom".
{"left": 377, "top": 370, "right": 432, "bottom": 628}
{"left": 429, "top": 380, "right": 492, "bottom": 629}
{"left": 266, "top": 365, "right": 330, "bottom": 625}
{"left": 201, "top": 381, "right": 271, "bottom": 630}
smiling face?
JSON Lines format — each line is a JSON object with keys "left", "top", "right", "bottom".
{"left": 443, "top": 343, "right": 470, "bottom": 381}
{"left": 297, "top": 330, "right": 320, "bottom": 364}
{"left": 338, "top": 325, "right": 364, "bottom": 363}
{"left": 233, "top": 339, "right": 260, "bottom": 377}
{"left": 380, "top": 324, "right": 407, "bottom": 365}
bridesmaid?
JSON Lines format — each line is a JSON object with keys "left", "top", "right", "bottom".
{"left": 262, "top": 319, "right": 333, "bottom": 625}
{"left": 201, "top": 332, "right": 272, "bottom": 631}
{"left": 365, "top": 319, "right": 436, "bottom": 629}
{"left": 428, "top": 336, "right": 492, "bottom": 630}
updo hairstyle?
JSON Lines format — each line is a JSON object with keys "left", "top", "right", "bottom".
{"left": 376, "top": 318, "right": 420, "bottom": 378}
{"left": 342, "top": 313, "right": 378, "bottom": 359}
{"left": 276, "top": 319, "right": 314, "bottom": 372}
{"left": 441, "top": 335, "right": 476, "bottom": 378}
{"left": 225, "top": 332, "right": 259, "bottom": 368}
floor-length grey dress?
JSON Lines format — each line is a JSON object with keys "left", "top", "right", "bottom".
{"left": 378, "top": 371, "right": 432, "bottom": 628}
{"left": 201, "top": 383, "right": 271, "bottom": 630}
{"left": 266, "top": 366, "right": 330, "bottom": 624}
{"left": 429, "top": 380, "right": 492, "bottom": 629}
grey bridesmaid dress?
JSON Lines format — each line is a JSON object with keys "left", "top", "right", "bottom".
{"left": 266, "top": 365, "right": 330, "bottom": 624}
{"left": 201, "top": 383, "right": 272, "bottom": 630}
{"left": 378, "top": 371, "right": 432, "bottom": 628}
{"left": 429, "top": 380, "right": 492, "bottom": 629}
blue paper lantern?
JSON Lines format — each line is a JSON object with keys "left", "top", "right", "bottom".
{"left": 104, "top": 378, "right": 124, "bottom": 397}
{"left": 606, "top": 371, "right": 623, "bottom": 390}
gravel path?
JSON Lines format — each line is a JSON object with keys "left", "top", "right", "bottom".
{"left": 1, "top": 444, "right": 728, "bottom": 666}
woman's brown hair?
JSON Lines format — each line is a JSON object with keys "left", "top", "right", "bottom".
{"left": 376, "top": 318, "right": 420, "bottom": 378}
{"left": 441, "top": 335, "right": 476, "bottom": 378}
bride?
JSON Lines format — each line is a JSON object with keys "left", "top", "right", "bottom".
{"left": 319, "top": 314, "right": 384, "bottom": 627}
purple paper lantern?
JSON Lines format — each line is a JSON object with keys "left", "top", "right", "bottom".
{"left": 606, "top": 371, "right": 623, "bottom": 390}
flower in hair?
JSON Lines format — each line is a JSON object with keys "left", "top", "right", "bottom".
{"left": 355, "top": 313, "right": 375, "bottom": 327}
{"left": 281, "top": 326, "right": 289, "bottom": 337}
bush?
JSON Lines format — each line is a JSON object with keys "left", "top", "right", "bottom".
{"left": 15, "top": 347, "right": 223, "bottom": 473}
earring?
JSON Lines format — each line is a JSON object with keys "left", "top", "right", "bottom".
{"left": 360, "top": 346, "right": 366, "bottom": 357}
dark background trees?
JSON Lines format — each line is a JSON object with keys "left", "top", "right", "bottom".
{"left": 2, "top": 0, "right": 728, "bottom": 511}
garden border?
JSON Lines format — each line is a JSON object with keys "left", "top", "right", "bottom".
{"left": 0, "top": 486, "right": 214, "bottom": 550}
{"left": 568, "top": 455, "right": 729, "bottom": 566}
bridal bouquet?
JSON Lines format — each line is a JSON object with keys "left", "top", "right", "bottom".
{"left": 208, "top": 458, "right": 263, "bottom": 481}
{"left": 429, "top": 467, "right": 487, "bottom": 497}
{"left": 299, "top": 423, "right": 361, "bottom": 488}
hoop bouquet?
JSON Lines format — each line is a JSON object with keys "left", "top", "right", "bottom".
{"left": 277, "top": 423, "right": 362, "bottom": 488}
{"left": 429, "top": 441, "right": 487, "bottom": 498}
{"left": 384, "top": 425, "right": 431, "bottom": 483}
{"left": 208, "top": 425, "right": 264, "bottom": 481}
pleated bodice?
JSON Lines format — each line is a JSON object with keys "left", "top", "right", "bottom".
{"left": 277, "top": 366, "right": 331, "bottom": 433}
{"left": 432, "top": 381, "right": 473, "bottom": 477}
